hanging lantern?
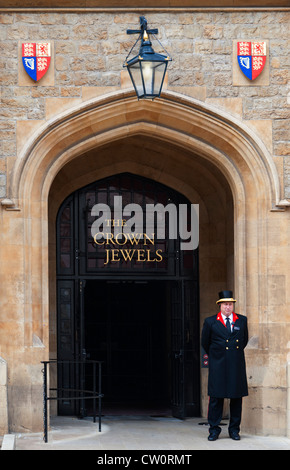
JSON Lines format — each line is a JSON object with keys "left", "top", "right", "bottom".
{"left": 124, "top": 16, "right": 172, "bottom": 100}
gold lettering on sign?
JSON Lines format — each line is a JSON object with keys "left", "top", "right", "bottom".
{"left": 94, "top": 219, "right": 164, "bottom": 266}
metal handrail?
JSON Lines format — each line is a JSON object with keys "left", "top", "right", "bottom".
{"left": 41, "top": 360, "right": 104, "bottom": 443}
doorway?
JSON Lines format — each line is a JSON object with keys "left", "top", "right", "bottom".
{"left": 84, "top": 280, "right": 170, "bottom": 415}
{"left": 56, "top": 173, "right": 200, "bottom": 418}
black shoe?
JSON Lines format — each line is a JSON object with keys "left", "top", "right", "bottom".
{"left": 229, "top": 432, "right": 240, "bottom": 440}
{"left": 208, "top": 432, "right": 219, "bottom": 441}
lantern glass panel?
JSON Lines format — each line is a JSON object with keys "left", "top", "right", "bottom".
{"left": 141, "top": 61, "right": 167, "bottom": 97}
{"left": 128, "top": 62, "right": 144, "bottom": 97}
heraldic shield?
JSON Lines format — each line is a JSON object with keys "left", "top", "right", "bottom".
{"left": 237, "top": 41, "right": 266, "bottom": 81}
{"left": 22, "top": 43, "right": 51, "bottom": 81}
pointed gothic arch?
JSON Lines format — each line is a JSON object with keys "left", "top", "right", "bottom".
{"left": 2, "top": 89, "right": 285, "bottom": 431}
{"left": 7, "top": 89, "right": 282, "bottom": 320}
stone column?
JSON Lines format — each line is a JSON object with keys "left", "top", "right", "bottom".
{"left": 287, "top": 362, "right": 290, "bottom": 439}
{"left": 0, "top": 357, "right": 8, "bottom": 435}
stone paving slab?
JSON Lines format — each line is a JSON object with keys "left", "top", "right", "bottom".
{"left": 11, "top": 416, "right": 290, "bottom": 451}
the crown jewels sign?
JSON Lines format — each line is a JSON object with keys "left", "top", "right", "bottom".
{"left": 22, "top": 42, "right": 51, "bottom": 82}
{"left": 237, "top": 41, "right": 266, "bottom": 81}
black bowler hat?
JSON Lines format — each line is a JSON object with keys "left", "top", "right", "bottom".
{"left": 216, "top": 290, "right": 236, "bottom": 304}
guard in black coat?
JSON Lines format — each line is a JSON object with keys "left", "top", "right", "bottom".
{"left": 201, "top": 290, "right": 248, "bottom": 441}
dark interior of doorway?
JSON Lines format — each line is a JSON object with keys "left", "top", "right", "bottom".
{"left": 84, "top": 279, "right": 171, "bottom": 417}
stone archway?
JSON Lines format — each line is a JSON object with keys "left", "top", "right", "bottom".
{"left": 1, "top": 89, "right": 283, "bottom": 433}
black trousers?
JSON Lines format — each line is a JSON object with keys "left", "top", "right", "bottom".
{"left": 208, "top": 397, "right": 243, "bottom": 435}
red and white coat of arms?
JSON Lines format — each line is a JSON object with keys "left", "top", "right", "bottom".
{"left": 237, "top": 41, "right": 266, "bottom": 81}
{"left": 22, "top": 42, "right": 51, "bottom": 82}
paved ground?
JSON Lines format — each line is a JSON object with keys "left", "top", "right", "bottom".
{"left": 11, "top": 416, "right": 290, "bottom": 451}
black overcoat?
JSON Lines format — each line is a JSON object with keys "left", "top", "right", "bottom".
{"left": 201, "top": 313, "right": 248, "bottom": 398}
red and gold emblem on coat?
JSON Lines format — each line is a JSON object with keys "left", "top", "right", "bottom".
{"left": 22, "top": 42, "right": 51, "bottom": 82}
{"left": 237, "top": 41, "right": 266, "bottom": 81}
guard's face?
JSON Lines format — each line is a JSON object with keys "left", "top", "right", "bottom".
{"left": 220, "top": 301, "right": 234, "bottom": 317}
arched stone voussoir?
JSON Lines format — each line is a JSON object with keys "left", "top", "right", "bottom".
{"left": 10, "top": 89, "right": 281, "bottom": 210}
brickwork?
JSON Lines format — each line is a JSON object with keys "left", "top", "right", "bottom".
{"left": 0, "top": 10, "right": 289, "bottom": 198}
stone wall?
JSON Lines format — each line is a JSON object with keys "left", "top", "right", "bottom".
{"left": 0, "top": 8, "right": 290, "bottom": 436}
{"left": 0, "top": 10, "right": 289, "bottom": 199}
